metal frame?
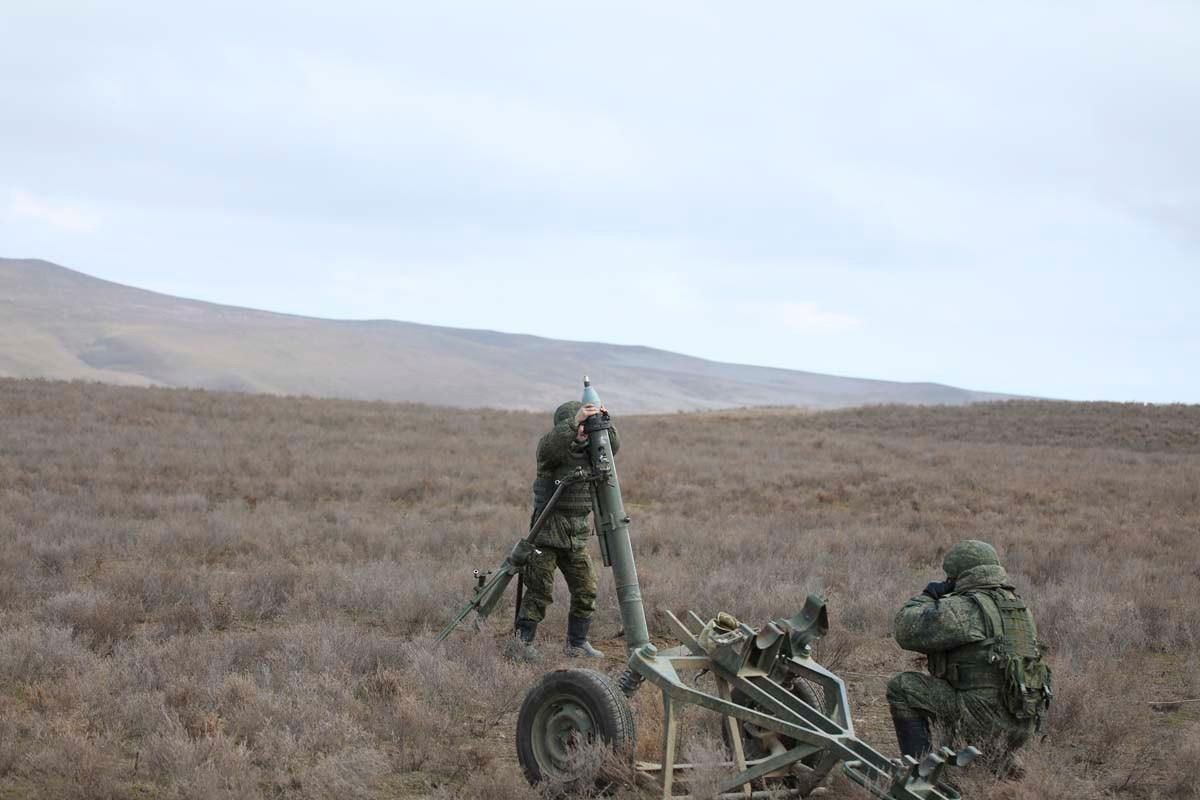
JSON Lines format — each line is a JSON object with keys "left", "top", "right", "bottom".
{"left": 623, "top": 611, "right": 976, "bottom": 800}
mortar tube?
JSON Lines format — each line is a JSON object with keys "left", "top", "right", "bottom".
{"left": 583, "top": 416, "right": 650, "bottom": 654}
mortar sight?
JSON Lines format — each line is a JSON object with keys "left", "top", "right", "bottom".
{"left": 784, "top": 593, "right": 829, "bottom": 651}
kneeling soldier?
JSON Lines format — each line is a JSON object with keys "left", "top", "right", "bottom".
{"left": 888, "top": 540, "right": 1052, "bottom": 769}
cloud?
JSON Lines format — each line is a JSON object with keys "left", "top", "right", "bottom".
{"left": 775, "top": 302, "right": 862, "bottom": 333}
{"left": 0, "top": 3, "right": 1196, "bottom": 401}
{"left": 8, "top": 190, "right": 100, "bottom": 234}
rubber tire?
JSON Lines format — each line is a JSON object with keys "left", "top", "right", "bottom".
{"left": 517, "top": 668, "right": 636, "bottom": 790}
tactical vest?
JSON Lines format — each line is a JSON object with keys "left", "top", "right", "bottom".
{"left": 929, "top": 588, "right": 1053, "bottom": 725}
{"left": 530, "top": 444, "right": 596, "bottom": 548}
{"left": 536, "top": 460, "right": 595, "bottom": 519}
{"left": 530, "top": 477, "right": 557, "bottom": 528}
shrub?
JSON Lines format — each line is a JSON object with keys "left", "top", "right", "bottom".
{"left": 1, "top": 378, "right": 1197, "bottom": 799}
{"left": 41, "top": 590, "right": 138, "bottom": 652}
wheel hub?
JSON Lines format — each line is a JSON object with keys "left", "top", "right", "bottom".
{"left": 533, "top": 696, "right": 597, "bottom": 774}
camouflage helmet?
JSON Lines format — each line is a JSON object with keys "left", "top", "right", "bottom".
{"left": 943, "top": 540, "right": 1000, "bottom": 578}
{"left": 554, "top": 400, "right": 583, "bottom": 426}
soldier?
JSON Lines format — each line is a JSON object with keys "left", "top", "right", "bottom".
{"left": 887, "top": 540, "right": 1052, "bottom": 769}
{"left": 509, "top": 400, "right": 618, "bottom": 661}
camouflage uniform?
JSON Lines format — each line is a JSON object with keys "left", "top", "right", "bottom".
{"left": 518, "top": 400, "right": 619, "bottom": 626}
{"left": 887, "top": 540, "right": 1051, "bottom": 762}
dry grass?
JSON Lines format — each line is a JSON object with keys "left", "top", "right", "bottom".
{"left": 1, "top": 377, "right": 1198, "bottom": 799}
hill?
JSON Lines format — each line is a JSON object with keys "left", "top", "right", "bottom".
{"left": 0, "top": 257, "right": 1011, "bottom": 412}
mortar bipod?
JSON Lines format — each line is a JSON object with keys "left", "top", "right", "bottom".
{"left": 619, "top": 606, "right": 978, "bottom": 799}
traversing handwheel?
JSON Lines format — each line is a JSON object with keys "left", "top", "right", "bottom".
{"left": 517, "top": 669, "right": 635, "bottom": 791}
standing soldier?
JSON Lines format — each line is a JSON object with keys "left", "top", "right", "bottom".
{"left": 887, "top": 540, "right": 1052, "bottom": 771}
{"left": 509, "top": 400, "right": 617, "bottom": 661}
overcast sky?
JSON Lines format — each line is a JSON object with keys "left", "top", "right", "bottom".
{"left": 2, "top": 2, "right": 1197, "bottom": 402}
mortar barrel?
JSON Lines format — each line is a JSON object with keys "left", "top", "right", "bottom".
{"left": 583, "top": 404, "right": 650, "bottom": 652}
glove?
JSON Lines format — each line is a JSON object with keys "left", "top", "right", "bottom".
{"left": 509, "top": 540, "right": 536, "bottom": 567}
{"left": 922, "top": 580, "right": 954, "bottom": 600}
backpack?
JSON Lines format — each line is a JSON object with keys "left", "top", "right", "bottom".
{"left": 965, "top": 590, "right": 1053, "bottom": 727}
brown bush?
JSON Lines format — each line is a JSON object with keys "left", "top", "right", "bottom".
{"left": 0, "top": 378, "right": 1197, "bottom": 798}
{"left": 41, "top": 589, "right": 138, "bottom": 652}
{"left": 0, "top": 713, "right": 25, "bottom": 777}
{"left": 21, "top": 732, "right": 124, "bottom": 800}
{"left": 0, "top": 624, "right": 97, "bottom": 682}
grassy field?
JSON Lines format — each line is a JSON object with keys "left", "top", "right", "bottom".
{"left": 0, "top": 378, "right": 1197, "bottom": 799}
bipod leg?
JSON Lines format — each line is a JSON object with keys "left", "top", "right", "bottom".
{"left": 437, "top": 602, "right": 475, "bottom": 642}
{"left": 513, "top": 573, "right": 524, "bottom": 633}
{"left": 661, "top": 693, "right": 678, "bottom": 799}
{"left": 717, "top": 677, "right": 752, "bottom": 797}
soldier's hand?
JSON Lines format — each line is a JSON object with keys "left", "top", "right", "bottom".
{"left": 573, "top": 404, "right": 600, "bottom": 426}
{"left": 923, "top": 580, "right": 953, "bottom": 600}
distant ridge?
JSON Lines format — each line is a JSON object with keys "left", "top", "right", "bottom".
{"left": 0, "top": 258, "right": 1013, "bottom": 412}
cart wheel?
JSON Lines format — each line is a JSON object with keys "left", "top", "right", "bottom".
{"left": 517, "top": 669, "right": 635, "bottom": 790}
{"left": 722, "top": 679, "right": 836, "bottom": 796}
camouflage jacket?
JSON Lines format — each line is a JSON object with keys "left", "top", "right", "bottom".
{"left": 894, "top": 564, "right": 1012, "bottom": 652}
{"left": 894, "top": 564, "right": 1036, "bottom": 682}
{"left": 530, "top": 413, "right": 620, "bottom": 550}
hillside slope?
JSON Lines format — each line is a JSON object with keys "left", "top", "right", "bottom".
{"left": 0, "top": 258, "right": 1010, "bottom": 412}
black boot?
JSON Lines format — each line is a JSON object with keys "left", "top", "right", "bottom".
{"left": 564, "top": 615, "right": 604, "bottom": 658}
{"left": 515, "top": 619, "right": 536, "bottom": 642}
{"left": 892, "top": 716, "right": 931, "bottom": 759}
{"left": 505, "top": 619, "right": 540, "bottom": 662}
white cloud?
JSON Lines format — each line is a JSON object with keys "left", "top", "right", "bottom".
{"left": 749, "top": 302, "right": 861, "bottom": 334}
{"left": 8, "top": 190, "right": 100, "bottom": 234}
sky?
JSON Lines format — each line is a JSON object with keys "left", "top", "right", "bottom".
{"left": 1, "top": 1, "right": 1197, "bottom": 403}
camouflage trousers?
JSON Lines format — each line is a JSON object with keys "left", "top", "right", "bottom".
{"left": 517, "top": 544, "right": 597, "bottom": 624}
{"left": 886, "top": 671, "right": 1034, "bottom": 752}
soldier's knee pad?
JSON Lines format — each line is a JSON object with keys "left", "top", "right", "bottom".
{"left": 886, "top": 674, "right": 907, "bottom": 704}
{"left": 886, "top": 671, "right": 926, "bottom": 707}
